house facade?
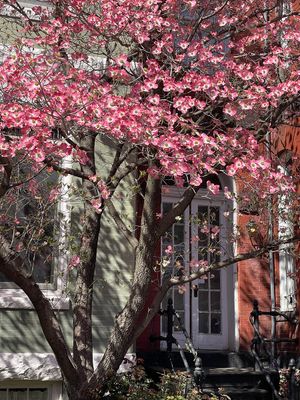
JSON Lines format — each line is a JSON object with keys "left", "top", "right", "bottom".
{"left": 0, "top": 139, "right": 136, "bottom": 399}
{"left": 0, "top": 1, "right": 299, "bottom": 399}
{"left": 0, "top": 131, "right": 298, "bottom": 399}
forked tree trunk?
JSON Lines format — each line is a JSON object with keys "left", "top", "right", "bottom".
{"left": 74, "top": 174, "right": 161, "bottom": 399}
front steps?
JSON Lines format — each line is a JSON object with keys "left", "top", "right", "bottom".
{"left": 204, "top": 367, "right": 273, "bottom": 399}
{"left": 137, "top": 351, "right": 276, "bottom": 400}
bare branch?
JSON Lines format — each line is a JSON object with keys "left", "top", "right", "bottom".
{"left": 132, "top": 234, "right": 300, "bottom": 341}
{"left": 171, "top": 235, "right": 300, "bottom": 286}
{"left": 0, "top": 155, "right": 12, "bottom": 197}
{"left": 9, "top": 165, "right": 48, "bottom": 190}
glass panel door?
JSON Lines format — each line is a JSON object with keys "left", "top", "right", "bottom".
{"left": 161, "top": 195, "right": 229, "bottom": 350}
{"left": 191, "top": 201, "right": 228, "bottom": 349}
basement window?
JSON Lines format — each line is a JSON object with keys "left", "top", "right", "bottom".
{"left": 0, "top": 388, "right": 48, "bottom": 400}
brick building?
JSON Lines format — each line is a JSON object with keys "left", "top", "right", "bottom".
{"left": 137, "top": 125, "right": 300, "bottom": 360}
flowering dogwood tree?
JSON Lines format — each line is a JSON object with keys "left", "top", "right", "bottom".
{"left": 0, "top": 0, "right": 299, "bottom": 398}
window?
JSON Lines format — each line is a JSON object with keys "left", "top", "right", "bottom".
{"left": 0, "top": 169, "right": 55, "bottom": 286}
{"left": 278, "top": 152, "right": 296, "bottom": 310}
{"left": 0, "top": 382, "right": 63, "bottom": 400}
{"left": 0, "top": 156, "right": 72, "bottom": 309}
{"left": 0, "top": 388, "right": 48, "bottom": 400}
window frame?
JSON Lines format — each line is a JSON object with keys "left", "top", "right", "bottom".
{"left": 0, "top": 381, "right": 63, "bottom": 400}
{"left": 0, "top": 156, "right": 72, "bottom": 310}
{"left": 278, "top": 162, "right": 296, "bottom": 311}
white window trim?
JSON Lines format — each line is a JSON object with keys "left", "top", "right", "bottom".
{"left": 0, "top": 156, "right": 72, "bottom": 310}
{"left": 277, "top": 164, "right": 296, "bottom": 311}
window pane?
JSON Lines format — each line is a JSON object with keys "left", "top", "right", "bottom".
{"left": 211, "top": 313, "right": 221, "bottom": 334}
{"left": 8, "top": 388, "right": 27, "bottom": 400}
{"left": 174, "top": 225, "right": 184, "bottom": 245}
{"left": 29, "top": 388, "right": 48, "bottom": 400}
{"left": 162, "top": 231, "right": 172, "bottom": 245}
{"left": 0, "top": 389, "right": 7, "bottom": 400}
{"left": 210, "top": 271, "right": 220, "bottom": 289}
{"left": 211, "top": 291, "right": 221, "bottom": 312}
{"left": 198, "top": 291, "right": 208, "bottom": 311}
{"left": 210, "top": 250, "right": 221, "bottom": 264}
{"left": 0, "top": 165, "right": 57, "bottom": 284}
{"left": 32, "top": 254, "right": 52, "bottom": 283}
{"left": 210, "top": 207, "right": 220, "bottom": 225}
{"left": 174, "top": 255, "right": 185, "bottom": 270}
{"left": 174, "top": 311, "right": 184, "bottom": 331}
{"left": 163, "top": 202, "right": 172, "bottom": 214}
{"left": 199, "top": 313, "right": 209, "bottom": 334}
{"left": 174, "top": 291, "right": 184, "bottom": 310}
{"left": 198, "top": 247, "right": 208, "bottom": 261}
{"left": 198, "top": 277, "right": 208, "bottom": 289}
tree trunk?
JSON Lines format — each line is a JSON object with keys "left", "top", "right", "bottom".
{"left": 77, "top": 174, "right": 161, "bottom": 398}
{"left": 73, "top": 134, "right": 100, "bottom": 381}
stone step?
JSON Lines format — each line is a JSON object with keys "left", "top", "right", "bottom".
{"left": 138, "top": 350, "right": 255, "bottom": 369}
{"left": 219, "top": 387, "right": 270, "bottom": 400}
{"left": 146, "top": 366, "right": 274, "bottom": 394}
{"left": 139, "top": 351, "right": 276, "bottom": 400}
{"left": 204, "top": 367, "right": 277, "bottom": 387}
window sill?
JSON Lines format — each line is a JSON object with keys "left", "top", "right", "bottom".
{"left": 0, "top": 290, "right": 70, "bottom": 310}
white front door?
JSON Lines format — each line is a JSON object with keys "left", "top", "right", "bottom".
{"left": 190, "top": 201, "right": 228, "bottom": 349}
{"left": 161, "top": 192, "right": 230, "bottom": 350}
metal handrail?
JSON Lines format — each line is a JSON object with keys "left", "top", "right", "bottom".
{"left": 249, "top": 299, "right": 299, "bottom": 399}
{"left": 150, "top": 297, "right": 231, "bottom": 399}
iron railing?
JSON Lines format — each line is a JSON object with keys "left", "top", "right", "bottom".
{"left": 250, "top": 299, "right": 299, "bottom": 399}
{"left": 150, "top": 297, "right": 230, "bottom": 399}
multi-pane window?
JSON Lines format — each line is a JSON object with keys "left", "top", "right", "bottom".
{"left": 0, "top": 388, "right": 48, "bottom": 400}
{"left": 0, "top": 167, "right": 57, "bottom": 286}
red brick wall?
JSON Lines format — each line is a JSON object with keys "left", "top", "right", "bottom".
{"left": 237, "top": 123, "right": 300, "bottom": 351}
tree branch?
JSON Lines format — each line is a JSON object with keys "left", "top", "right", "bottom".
{"left": 132, "top": 234, "right": 300, "bottom": 341}
{"left": 0, "top": 155, "right": 12, "bottom": 197}
{"left": 44, "top": 158, "right": 92, "bottom": 180}
{"left": 156, "top": 185, "right": 199, "bottom": 238}
{"left": 105, "top": 198, "right": 138, "bottom": 249}
{"left": 9, "top": 165, "right": 48, "bottom": 190}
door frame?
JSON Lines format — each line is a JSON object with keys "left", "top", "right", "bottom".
{"left": 160, "top": 186, "right": 234, "bottom": 351}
